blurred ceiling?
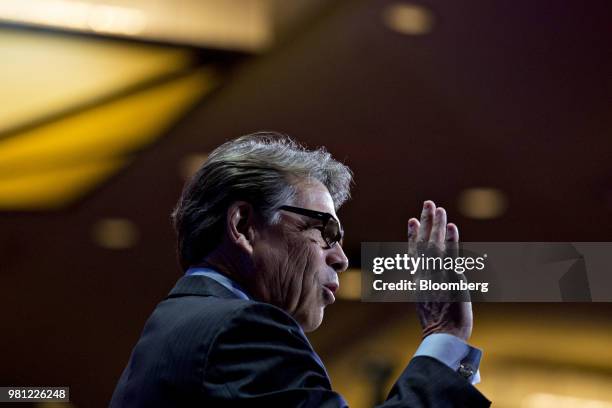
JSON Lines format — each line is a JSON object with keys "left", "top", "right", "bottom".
{"left": 0, "top": 0, "right": 328, "bottom": 51}
{"left": 0, "top": 30, "right": 194, "bottom": 133}
{"left": 0, "top": 0, "right": 611, "bottom": 407}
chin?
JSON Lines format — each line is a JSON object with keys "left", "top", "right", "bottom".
{"left": 299, "top": 307, "right": 325, "bottom": 333}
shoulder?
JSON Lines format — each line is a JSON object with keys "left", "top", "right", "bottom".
{"left": 160, "top": 275, "right": 302, "bottom": 339}
{"left": 207, "top": 300, "right": 311, "bottom": 352}
{"left": 163, "top": 295, "right": 302, "bottom": 334}
{"left": 204, "top": 300, "right": 319, "bottom": 366}
{"left": 154, "top": 295, "right": 310, "bottom": 361}
{"left": 202, "top": 302, "right": 334, "bottom": 402}
{"left": 223, "top": 301, "right": 304, "bottom": 331}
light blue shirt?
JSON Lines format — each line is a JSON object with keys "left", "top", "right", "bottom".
{"left": 186, "top": 267, "right": 482, "bottom": 384}
{"left": 414, "top": 333, "right": 482, "bottom": 384}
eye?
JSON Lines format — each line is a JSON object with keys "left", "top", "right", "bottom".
{"left": 308, "top": 226, "right": 327, "bottom": 245}
{"left": 295, "top": 220, "right": 314, "bottom": 231}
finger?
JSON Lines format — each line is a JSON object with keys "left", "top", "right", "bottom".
{"left": 430, "top": 207, "right": 447, "bottom": 245}
{"left": 417, "top": 201, "right": 435, "bottom": 242}
{"left": 408, "top": 218, "right": 420, "bottom": 255}
{"left": 446, "top": 223, "right": 459, "bottom": 259}
{"left": 446, "top": 223, "right": 459, "bottom": 243}
{"left": 408, "top": 218, "right": 420, "bottom": 243}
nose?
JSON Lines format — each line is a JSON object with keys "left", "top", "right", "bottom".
{"left": 327, "top": 243, "right": 349, "bottom": 273}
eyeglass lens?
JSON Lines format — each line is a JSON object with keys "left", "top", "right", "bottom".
{"left": 323, "top": 218, "right": 342, "bottom": 247}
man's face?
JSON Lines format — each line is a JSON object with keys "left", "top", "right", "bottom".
{"left": 249, "top": 179, "right": 349, "bottom": 332}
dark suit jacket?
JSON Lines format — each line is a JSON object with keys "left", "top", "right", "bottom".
{"left": 110, "top": 275, "right": 490, "bottom": 407}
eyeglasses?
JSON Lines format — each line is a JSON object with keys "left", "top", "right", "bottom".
{"left": 279, "top": 205, "right": 344, "bottom": 248}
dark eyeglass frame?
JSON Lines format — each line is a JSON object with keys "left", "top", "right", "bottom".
{"left": 279, "top": 205, "right": 344, "bottom": 248}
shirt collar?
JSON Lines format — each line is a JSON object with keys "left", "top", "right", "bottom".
{"left": 185, "top": 267, "right": 251, "bottom": 300}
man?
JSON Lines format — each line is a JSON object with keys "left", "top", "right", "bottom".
{"left": 110, "top": 132, "right": 490, "bottom": 407}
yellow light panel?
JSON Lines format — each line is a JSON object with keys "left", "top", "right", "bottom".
{"left": 0, "top": 68, "right": 217, "bottom": 210}
{"left": 0, "top": 158, "right": 126, "bottom": 210}
{"left": 0, "top": 28, "right": 193, "bottom": 134}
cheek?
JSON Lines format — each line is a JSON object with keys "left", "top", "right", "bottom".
{"left": 299, "top": 249, "right": 326, "bottom": 292}
{"left": 249, "top": 240, "right": 289, "bottom": 300}
{"left": 299, "top": 275, "right": 327, "bottom": 332}
{"left": 296, "top": 255, "right": 326, "bottom": 310}
{"left": 302, "top": 272, "right": 323, "bottom": 303}
{"left": 250, "top": 234, "right": 316, "bottom": 296}
{"left": 251, "top": 228, "right": 329, "bottom": 322}
{"left": 284, "top": 242, "right": 326, "bottom": 311}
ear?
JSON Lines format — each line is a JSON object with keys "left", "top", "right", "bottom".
{"left": 226, "top": 201, "right": 257, "bottom": 255}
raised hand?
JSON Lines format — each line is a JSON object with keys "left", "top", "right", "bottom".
{"left": 408, "top": 200, "right": 473, "bottom": 342}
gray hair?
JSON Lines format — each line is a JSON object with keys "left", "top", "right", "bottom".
{"left": 171, "top": 131, "right": 353, "bottom": 270}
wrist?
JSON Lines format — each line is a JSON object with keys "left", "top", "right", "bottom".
{"left": 422, "top": 326, "right": 470, "bottom": 342}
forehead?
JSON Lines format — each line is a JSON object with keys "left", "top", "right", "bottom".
{"left": 291, "top": 179, "right": 337, "bottom": 217}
